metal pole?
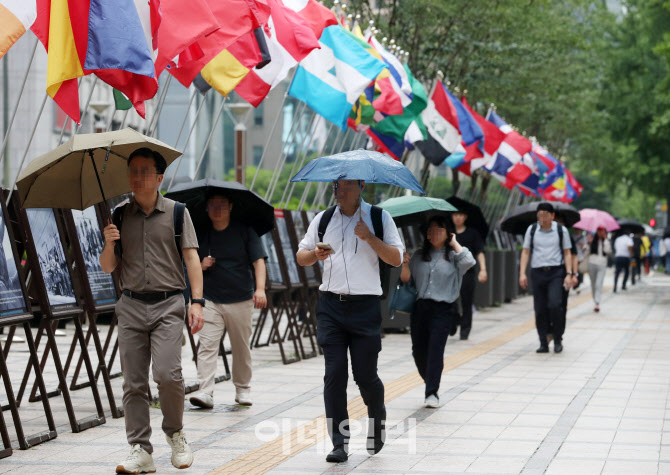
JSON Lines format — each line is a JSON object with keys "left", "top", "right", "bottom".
{"left": 74, "top": 76, "right": 99, "bottom": 135}
{"left": 165, "top": 93, "right": 208, "bottom": 191}
{"left": 191, "top": 96, "right": 227, "bottom": 180}
{"left": 6, "top": 93, "right": 48, "bottom": 205}
{"left": 298, "top": 121, "right": 335, "bottom": 210}
{"left": 171, "top": 88, "right": 196, "bottom": 148}
{"left": 280, "top": 110, "right": 317, "bottom": 208}
{"left": 2, "top": 49, "right": 8, "bottom": 188}
{"left": 0, "top": 39, "right": 39, "bottom": 182}
{"left": 249, "top": 69, "right": 296, "bottom": 192}
{"left": 148, "top": 74, "right": 173, "bottom": 136}
{"left": 265, "top": 101, "right": 307, "bottom": 202}
{"left": 324, "top": 128, "right": 354, "bottom": 208}
{"left": 310, "top": 125, "right": 346, "bottom": 209}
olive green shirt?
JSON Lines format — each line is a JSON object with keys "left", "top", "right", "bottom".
{"left": 118, "top": 193, "right": 198, "bottom": 292}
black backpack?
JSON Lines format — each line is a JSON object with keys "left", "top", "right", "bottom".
{"left": 317, "top": 205, "right": 392, "bottom": 298}
{"left": 529, "top": 222, "right": 565, "bottom": 264}
{"left": 112, "top": 201, "right": 187, "bottom": 261}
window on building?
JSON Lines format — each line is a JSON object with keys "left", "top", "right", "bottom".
{"left": 254, "top": 103, "right": 264, "bottom": 126}
{"left": 253, "top": 146, "right": 263, "bottom": 166}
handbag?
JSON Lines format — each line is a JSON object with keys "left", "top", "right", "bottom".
{"left": 388, "top": 278, "right": 417, "bottom": 316}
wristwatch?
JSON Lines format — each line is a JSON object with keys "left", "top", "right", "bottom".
{"left": 191, "top": 298, "right": 206, "bottom": 307}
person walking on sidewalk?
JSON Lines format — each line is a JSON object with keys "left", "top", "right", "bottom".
{"left": 613, "top": 232, "right": 634, "bottom": 292}
{"left": 588, "top": 228, "right": 611, "bottom": 312}
{"left": 400, "top": 216, "right": 475, "bottom": 408}
{"left": 100, "top": 148, "right": 204, "bottom": 473}
{"left": 297, "top": 179, "right": 404, "bottom": 464}
{"left": 519, "top": 203, "right": 573, "bottom": 354}
{"left": 451, "top": 212, "right": 486, "bottom": 340}
{"left": 189, "top": 194, "right": 267, "bottom": 409}
{"left": 664, "top": 235, "right": 670, "bottom": 275}
{"left": 554, "top": 215, "right": 580, "bottom": 343}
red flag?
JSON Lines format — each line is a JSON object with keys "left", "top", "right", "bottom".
{"left": 282, "top": 0, "right": 338, "bottom": 39}
{"left": 461, "top": 98, "right": 505, "bottom": 171}
{"left": 168, "top": 0, "right": 271, "bottom": 87}
{"left": 153, "top": 0, "right": 221, "bottom": 75}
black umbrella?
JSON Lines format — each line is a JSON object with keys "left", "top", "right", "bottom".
{"left": 501, "top": 201, "right": 580, "bottom": 235}
{"left": 664, "top": 227, "right": 670, "bottom": 239}
{"left": 617, "top": 218, "right": 645, "bottom": 235}
{"left": 164, "top": 178, "right": 274, "bottom": 237}
{"left": 446, "top": 196, "right": 489, "bottom": 240}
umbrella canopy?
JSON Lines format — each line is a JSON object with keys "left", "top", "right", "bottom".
{"left": 290, "top": 149, "right": 425, "bottom": 194}
{"left": 377, "top": 196, "right": 458, "bottom": 228}
{"left": 501, "top": 201, "right": 581, "bottom": 235}
{"left": 16, "top": 128, "right": 181, "bottom": 210}
{"left": 164, "top": 179, "right": 274, "bottom": 237}
{"left": 445, "top": 196, "right": 489, "bottom": 240}
{"left": 617, "top": 218, "right": 645, "bottom": 235}
{"left": 573, "top": 208, "right": 620, "bottom": 232}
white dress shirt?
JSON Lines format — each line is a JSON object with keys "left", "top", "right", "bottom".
{"left": 298, "top": 199, "right": 404, "bottom": 295}
{"left": 614, "top": 234, "right": 633, "bottom": 258}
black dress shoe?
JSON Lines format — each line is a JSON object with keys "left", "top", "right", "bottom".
{"left": 367, "top": 408, "right": 386, "bottom": 455}
{"left": 536, "top": 346, "right": 549, "bottom": 353}
{"left": 326, "top": 446, "right": 348, "bottom": 463}
{"left": 554, "top": 342, "right": 563, "bottom": 353}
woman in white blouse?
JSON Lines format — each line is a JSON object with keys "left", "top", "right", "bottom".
{"left": 400, "top": 216, "right": 475, "bottom": 408}
{"left": 588, "top": 227, "right": 611, "bottom": 313}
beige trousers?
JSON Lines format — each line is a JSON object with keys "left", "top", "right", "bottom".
{"left": 197, "top": 299, "right": 254, "bottom": 396}
{"left": 116, "top": 293, "right": 185, "bottom": 454}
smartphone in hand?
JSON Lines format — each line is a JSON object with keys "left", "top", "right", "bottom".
{"left": 316, "top": 242, "right": 334, "bottom": 254}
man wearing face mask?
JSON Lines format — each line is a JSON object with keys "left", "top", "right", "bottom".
{"left": 296, "top": 179, "right": 404, "bottom": 463}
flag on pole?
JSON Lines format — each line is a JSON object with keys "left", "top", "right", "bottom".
{"left": 288, "top": 25, "right": 385, "bottom": 130}
{"left": 365, "top": 127, "right": 405, "bottom": 160}
{"left": 414, "top": 80, "right": 462, "bottom": 166}
{"left": 0, "top": 1, "right": 37, "bottom": 59}
{"left": 113, "top": 89, "right": 132, "bottom": 110}
{"left": 234, "top": 0, "right": 321, "bottom": 107}
{"left": 461, "top": 98, "right": 504, "bottom": 172}
{"left": 168, "top": 0, "right": 271, "bottom": 88}
{"left": 282, "top": 0, "right": 338, "bottom": 38}
{"left": 484, "top": 110, "right": 533, "bottom": 188}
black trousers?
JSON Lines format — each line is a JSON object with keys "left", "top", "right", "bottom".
{"left": 531, "top": 267, "right": 566, "bottom": 345}
{"left": 316, "top": 293, "right": 385, "bottom": 449}
{"left": 631, "top": 256, "right": 642, "bottom": 284}
{"left": 411, "top": 299, "right": 456, "bottom": 398}
{"left": 458, "top": 269, "right": 476, "bottom": 338}
{"left": 614, "top": 257, "right": 630, "bottom": 290}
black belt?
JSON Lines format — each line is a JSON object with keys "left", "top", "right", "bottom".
{"left": 123, "top": 289, "right": 183, "bottom": 303}
{"left": 321, "top": 291, "right": 379, "bottom": 302}
{"left": 533, "top": 265, "right": 564, "bottom": 272}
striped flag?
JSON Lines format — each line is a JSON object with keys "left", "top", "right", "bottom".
{"left": 0, "top": 1, "right": 37, "bottom": 59}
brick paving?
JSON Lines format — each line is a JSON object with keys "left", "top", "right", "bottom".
{"left": 1, "top": 271, "right": 669, "bottom": 474}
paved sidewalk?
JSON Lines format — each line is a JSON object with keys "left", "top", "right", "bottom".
{"left": 1, "top": 271, "right": 669, "bottom": 474}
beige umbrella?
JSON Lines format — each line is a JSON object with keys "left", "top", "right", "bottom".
{"left": 16, "top": 128, "right": 181, "bottom": 209}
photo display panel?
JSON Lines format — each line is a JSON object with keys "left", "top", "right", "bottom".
{"left": 290, "top": 211, "right": 315, "bottom": 281}
{"left": 261, "top": 232, "right": 283, "bottom": 285}
{"left": 0, "top": 204, "right": 27, "bottom": 317}
{"left": 72, "top": 207, "right": 116, "bottom": 305}
{"left": 274, "top": 211, "right": 300, "bottom": 285}
{"left": 305, "top": 210, "right": 324, "bottom": 273}
{"left": 25, "top": 208, "right": 77, "bottom": 307}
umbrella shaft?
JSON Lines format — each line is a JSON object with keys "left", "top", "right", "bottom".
{"left": 89, "top": 151, "right": 108, "bottom": 204}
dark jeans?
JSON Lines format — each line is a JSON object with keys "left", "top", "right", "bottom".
{"left": 614, "top": 257, "right": 630, "bottom": 291}
{"left": 411, "top": 299, "right": 456, "bottom": 398}
{"left": 458, "top": 270, "right": 476, "bottom": 339}
{"left": 631, "top": 256, "right": 642, "bottom": 284}
{"left": 316, "top": 293, "right": 385, "bottom": 449}
{"left": 530, "top": 267, "right": 566, "bottom": 346}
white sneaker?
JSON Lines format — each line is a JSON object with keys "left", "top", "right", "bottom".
{"left": 165, "top": 430, "right": 193, "bottom": 469}
{"left": 116, "top": 444, "right": 155, "bottom": 474}
{"left": 189, "top": 393, "right": 213, "bottom": 409}
{"left": 424, "top": 395, "right": 440, "bottom": 408}
{"left": 235, "top": 389, "right": 253, "bottom": 406}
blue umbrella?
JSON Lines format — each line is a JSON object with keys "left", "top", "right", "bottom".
{"left": 290, "top": 149, "right": 425, "bottom": 194}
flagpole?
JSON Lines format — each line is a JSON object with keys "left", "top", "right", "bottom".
{"left": 191, "top": 96, "right": 228, "bottom": 180}
{"left": 265, "top": 101, "right": 307, "bottom": 202}
{"left": 6, "top": 92, "right": 48, "bottom": 205}
{"left": 170, "top": 87, "right": 196, "bottom": 148}
{"left": 74, "top": 76, "right": 99, "bottom": 135}
{"left": 249, "top": 68, "right": 297, "bottom": 192}
{"left": 165, "top": 92, "right": 209, "bottom": 191}
{"left": 324, "top": 128, "right": 355, "bottom": 208}
{"left": 148, "top": 74, "right": 173, "bottom": 137}
{"left": 298, "top": 121, "right": 335, "bottom": 210}
{"left": 280, "top": 110, "right": 318, "bottom": 208}
{"left": 310, "top": 125, "right": 345, "bottom": 209}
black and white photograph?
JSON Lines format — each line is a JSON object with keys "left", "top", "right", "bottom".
{"left": 275, "top": 215, "right": 300, "bottom": 285}
{"left": 72, "top": 207, "right": 116, "bottom": 305}
{"left": 0, "top": 205, "right": 26, "bottom": 317}
{"left": 26, "top": 209, "right": 77, "bottom": 307}
{"left": 291, "top": 211, "right": 315, "bottom": 281}
{"left": 261, "top": 233, "right": 283, "bottom": 286}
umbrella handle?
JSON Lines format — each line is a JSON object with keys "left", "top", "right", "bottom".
{"left": 88, "top": 149, "right": 108, "bottom": 204}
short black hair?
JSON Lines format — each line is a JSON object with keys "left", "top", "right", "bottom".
{"left": 537, "top": 202, "right": 555, "bottom": 214}
{"left": 127, "top": 147, "right": 167, "bottom": 175}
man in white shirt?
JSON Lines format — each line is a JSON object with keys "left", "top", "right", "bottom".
{"left": 664, "top": 236, "right": 670, "bottom": 275}
{"left": 613, "top": 233, "right": 634, "bottom": 292}
{"left": 297, "top": 179, "right": 404, "bottom": 463}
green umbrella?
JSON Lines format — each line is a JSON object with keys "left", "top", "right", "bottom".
{"left": 377, "top": 195, "right": 458, "bottom": 228}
